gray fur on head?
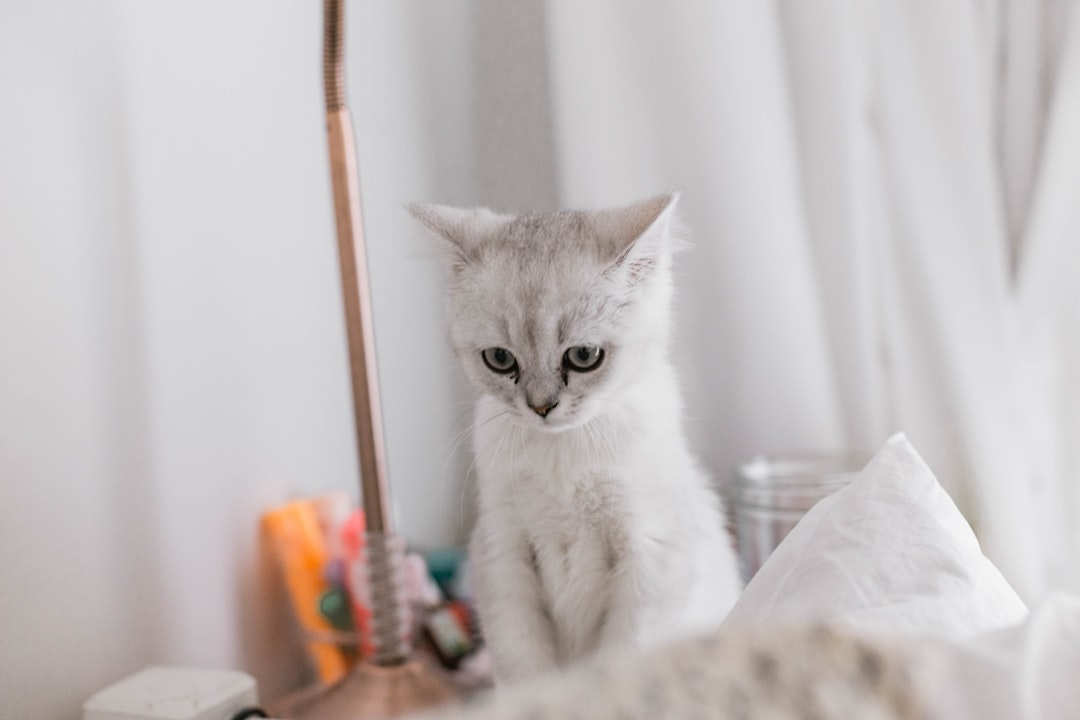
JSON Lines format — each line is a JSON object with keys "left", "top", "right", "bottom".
{"left": 408, "top": 194, "right": 680, "bottom": 431}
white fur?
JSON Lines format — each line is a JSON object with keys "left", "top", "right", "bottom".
{"left": 412, "top": 195, "right": 742, "bottom": 683}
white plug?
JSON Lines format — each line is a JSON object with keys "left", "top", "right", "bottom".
{"left": 83, "top": 666, "right": 265, "bottom": 720}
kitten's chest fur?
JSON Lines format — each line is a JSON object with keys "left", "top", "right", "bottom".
{"left": 500, "top": 431, "right": 631, "bottom": 661}
{"left": 472, "top": 388, "right": 701, "bottom": 658}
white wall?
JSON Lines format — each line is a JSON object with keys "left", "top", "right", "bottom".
{"left": 0, "top": 1, "right": 554, "bottom": 716}
{"left": 0, "top": 6, "right": 168, "bottom": 717}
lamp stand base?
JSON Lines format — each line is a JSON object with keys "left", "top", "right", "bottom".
{"left": 272, "top": 656, "right": 461, "bottom": 719}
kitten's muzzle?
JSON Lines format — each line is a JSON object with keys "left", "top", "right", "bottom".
{"left": 528, "top": 399, "right": 559, "bottom": 418}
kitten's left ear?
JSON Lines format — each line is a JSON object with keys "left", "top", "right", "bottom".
{"left": 592, "top": 192, "right": 680, "bottom": 283}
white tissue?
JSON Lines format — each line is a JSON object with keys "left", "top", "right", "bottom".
{"left": 724, "top": 433, "right": 1028, "bottom": 638}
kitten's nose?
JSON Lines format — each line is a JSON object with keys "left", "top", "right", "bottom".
{"left": 529, "top": 400, "right": 558, "bottom": 418}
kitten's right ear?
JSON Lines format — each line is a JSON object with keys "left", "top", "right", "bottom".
{"left": 406, "top": 203, "right": 508, "bottom": 271}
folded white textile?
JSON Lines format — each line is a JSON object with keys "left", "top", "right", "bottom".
{"left": 724, "top": 432, "right": 1080, "bottom": 719}
{"left": 914, "top": 593, "right": 1080, "bottom": 720}
{"left": 724, "top": 433, "right": 1028, "bottom": 638}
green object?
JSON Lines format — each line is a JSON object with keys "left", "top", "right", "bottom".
{"left": 318, "top": 586, "right": 355, "bottom": 632}
{"left": 423, "top": 546, "right": 466, "bottom": 597}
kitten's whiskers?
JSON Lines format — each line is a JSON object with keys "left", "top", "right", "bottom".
{"left": 431, "top": 407, "right": 513, "bottom": 526}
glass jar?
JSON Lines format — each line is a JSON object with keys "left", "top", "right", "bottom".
{"left": 729, "top": 454, "right": 864, "bottom": 584}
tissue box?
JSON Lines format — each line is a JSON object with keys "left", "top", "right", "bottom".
{"left": 83, "top": 666, "right": 258, "bottom": 720}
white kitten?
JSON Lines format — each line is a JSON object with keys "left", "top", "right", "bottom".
{"left": 410, "top": 194, "right": 742, "bottom": 683}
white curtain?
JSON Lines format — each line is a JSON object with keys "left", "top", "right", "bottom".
{"left": 544, "top": 0, "right": 1080, "bottom": 603}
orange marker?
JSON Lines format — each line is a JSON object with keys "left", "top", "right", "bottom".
{"left": 263, "top": 498, "right": 348, "bottom": 684}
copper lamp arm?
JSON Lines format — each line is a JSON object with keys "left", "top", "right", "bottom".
{"left": 269, "top": 6, "right": 464, "bottom": 713}
{"left": 322, "top": 0, "right": 392, "bottom": 535}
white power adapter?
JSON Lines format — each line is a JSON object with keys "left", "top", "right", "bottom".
{"left": 82, "top": 666, "right": 269, "bottom": 720}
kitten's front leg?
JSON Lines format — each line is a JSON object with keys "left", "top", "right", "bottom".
{"left": 470, "top": 520, "right": 558, "bottom": 683}
{"left": 596, "top": 538, "right": 670, "bottom": 654}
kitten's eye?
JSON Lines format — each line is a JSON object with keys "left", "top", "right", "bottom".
{"left": 563, "top": 345, "right": 604, "bottom": 372}
{"left": 481, "top": 347, "right": 518, "bottom": 374}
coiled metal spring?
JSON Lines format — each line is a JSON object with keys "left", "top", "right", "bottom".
{"left": 364, "top": 531, "right": 411, "bottom": 665}
{"left": 322, "top": 0, "right": 346, "bottom": 111}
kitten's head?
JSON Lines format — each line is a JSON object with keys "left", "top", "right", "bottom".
{"left": 409, "top": 194, "right": 680, "bottom": 431}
